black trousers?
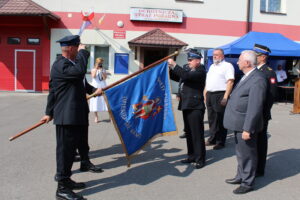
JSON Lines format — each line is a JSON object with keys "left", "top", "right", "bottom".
{"left": 234, "top": 131, "right": 257, "bottom": 188}
{"left": 183, "top": 109, "right": 206, "bottom": 163}
{"left": 206, "top": 91, "right": 227, "bottom": 145}
{"left": 256, "top": 120, "right": 269, "bottom": 175}
{"left": 56, "top": 125, "right": 89, "bottom": 181}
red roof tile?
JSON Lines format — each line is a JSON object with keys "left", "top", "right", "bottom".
{"left": 0, "top": 0, "right": 60, "bottom": 20}
{"left": 128, "top": 28, "right": 188, "bottom": 47}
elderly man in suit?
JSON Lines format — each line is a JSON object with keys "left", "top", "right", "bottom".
{"left": 41, "top": 35, "right": 102, "bottom": 200}
{"left": 168, "top": 50, "right": 206, "bottom": 169}
{"left": 223, "top": 50, "right": 267, "bottom": 194}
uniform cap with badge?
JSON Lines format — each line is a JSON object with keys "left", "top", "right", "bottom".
{"left": 57, "top": 35, "right": 80, "bottom": 47}
{"left": 253, "top": 44, "right": 271, "bottom": 56}
{"left": 186, "top": 48, "right": 203, "bottom": 60}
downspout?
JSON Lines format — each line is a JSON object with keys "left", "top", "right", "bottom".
{"left": 246, "top": 0, "right": 251, "bottom": 33}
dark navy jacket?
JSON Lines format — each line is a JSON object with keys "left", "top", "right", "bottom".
{"left": 45, "top": 49, "right": 96, "bottom": 125}
{"left": 170, "top": 64, "right": 206, "bottom": 111}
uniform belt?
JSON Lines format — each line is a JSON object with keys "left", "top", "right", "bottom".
{"left": 207, "top": 91, "right": 225, "bottom": 94}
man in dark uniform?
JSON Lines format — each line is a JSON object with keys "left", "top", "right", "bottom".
{"left": 177, "top": 63, "right": 189, "bottom": 139}
{"left": 253, "top": 44, "right": 278, "bottom": 177}
{"left": 177, "top": 51, "right": 193, "bottom": 139}
{"left": 168, "top": 51, "right": 206, "bottom": 169}
{"left": 41, "top": 35, "right": 102, "bottom": 200}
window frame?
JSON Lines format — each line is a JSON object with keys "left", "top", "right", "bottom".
{"left": 86, "top": 44, "right": 110, "bottom": 73}
{"left": 27, "top": 38, "right": 40, "bottom": 45}
{"left": 260, "top": 0, "right": 287, "bottom": 15}
{"left": 7, "top": 37, "right": 21, "bottom": 45}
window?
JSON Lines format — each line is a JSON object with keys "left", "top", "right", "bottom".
{"left": 27, "top": 38, "right": 40, "bottom": 45}
{"left": 7, "top": 37, "right": 21, "bottom": 45}
{"left": 86, "top": 45, "right": 109, "bottom": 72}
{"left": 260, "top": 0, "right": 286, "bottom": 14}
{"left": 194, "top": 47, "right": 209, "bottom": 68}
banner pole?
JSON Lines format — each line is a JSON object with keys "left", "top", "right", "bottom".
{"left": 87, "top": 51, "right": 179, "bottom": 100}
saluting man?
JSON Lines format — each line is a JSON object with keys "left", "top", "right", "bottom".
{"left": 41, "top": 35, "right": 102, "bottom": 200}
{"left": 168, "top": 50, "right": 207, "bottom": 169}
{"left": 253, "top": 43, "right": 278, "bottom": 178}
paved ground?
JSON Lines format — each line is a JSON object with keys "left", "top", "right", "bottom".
{"left": 0, "top": 92, "right": 300, "bottom": 200}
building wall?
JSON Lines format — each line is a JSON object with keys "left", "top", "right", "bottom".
{"left": 0, "top": 16, "right": 51, "bottom": 92}
{"left": 31, "top": 0, "right": 300, "bottom": 91}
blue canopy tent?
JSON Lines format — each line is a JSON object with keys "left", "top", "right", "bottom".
{"left": 206, "top": 31, "right": 300, "bottom": 78}
{"left": 207, "top": 31, "right": 300, "bottom": 57}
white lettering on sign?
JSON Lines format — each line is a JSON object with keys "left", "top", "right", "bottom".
{"left": 130, "top": 7, "right": 183, "bottom": 23}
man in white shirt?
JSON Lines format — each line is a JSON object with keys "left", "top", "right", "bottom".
{"left": 204, "top": 48, "right": 235, "bottom": 150}
{"left": 275, "top": 64, "right": 287, "bottom": 85}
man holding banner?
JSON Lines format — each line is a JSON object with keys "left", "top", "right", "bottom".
{"left": 41, "top": 35, "right": 102, "bottom": 200}
{"left": 168, "top": 51, "right": 207, "bottom": 169}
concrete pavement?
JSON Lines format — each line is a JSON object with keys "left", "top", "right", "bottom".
{"left": 0, "top": 92, "right": 299, "bottom": 200}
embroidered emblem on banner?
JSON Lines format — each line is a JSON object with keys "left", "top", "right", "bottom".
{"left": 132, "top": 96, "right": 163, "bottom": 120}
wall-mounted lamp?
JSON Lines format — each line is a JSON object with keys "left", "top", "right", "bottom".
{"left": 117, "top": 20, "right": 124, "bottom": 28}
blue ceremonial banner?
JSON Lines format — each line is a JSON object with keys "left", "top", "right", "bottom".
{"left": 104, "top": 61, "right": 177, "bottom": 162}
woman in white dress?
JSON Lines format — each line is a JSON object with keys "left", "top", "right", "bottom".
{"left": 89, "top": 57, "right": 108, "bottom": 123}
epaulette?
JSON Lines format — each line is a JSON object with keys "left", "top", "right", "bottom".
{"left": 267, "top": 67, "right": 273, "bottom": 71}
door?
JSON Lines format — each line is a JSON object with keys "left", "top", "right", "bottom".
{"left": 15, "top": 50, "right": 35, "bottom": 91}
{"left": 143, "top": 48, "right": 168, "bottom": 67}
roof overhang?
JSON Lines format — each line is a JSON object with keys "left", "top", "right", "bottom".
{"left": 128, "top": 28, "right": 188, "bottom": 48}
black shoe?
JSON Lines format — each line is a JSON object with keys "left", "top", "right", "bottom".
{"left": 213, "top": 144, "right": 224, "bottom": 150}
{"left": 80, "top": 161, "right": 104, "bottom": 173}
{"left": 179, "top": 133, "right": 186, "bottom": 139}
{"left": 62, "top": 178, "right": 86, "bottom": 190}
{"left": 180, "top": 158, "right": 195, "bottom": 164}
{"left": 195, "top": 161, "right": 205, "bottom": 169}
{"left": 56, "top": 186, "right": 86, "bottom": 200}
{"left": 225, "top": 178, "right": 242, "bottom": 184}
{"left": 233, "top": 186, "right": 253, "bottom": 194}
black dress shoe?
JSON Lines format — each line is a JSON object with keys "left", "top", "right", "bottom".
{"left": 195, "top": 161, "right": 205, "bottom": 169}
{"left": 179, "top": 133, "right": 186, "bottom": 139}
{"left": 56, "top": 186, "right": 86, "bottom": 200}
{"left": 233, "top": 186, "right": 253, "bottom": 194}
{"left": 80, "top": 161, "right": 104, "bottom": 173}
{"left": 63, "top": 178, "right": 86, "bottom": 190}
{"left": 180, "top": 158, "right": 195, "bottom": 164}
{"left": 225, "top": 178, "right": 242, "bottom": 184}
{"left": 213, "top": 144, "right": 224, "bottom": 150}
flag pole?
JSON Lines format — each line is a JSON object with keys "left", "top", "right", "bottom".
{"left": 87, "top": 51, "right": 179, "bottom": 100}
{"left": 9, "top": 51, "right": 180, "bottom": 141}
{"left": 9, "top": 121, "right": 46, "bottom": 141}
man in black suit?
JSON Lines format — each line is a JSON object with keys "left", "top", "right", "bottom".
{"left": 168, "top": 51, "right": 206, "bottom": 169}
{"left": 224, "top": 50, "right": 267, "bottom": 194}
{"left": 177, "top": 63, "right": 190, "bottom": 139}
{"left": 41, "top": 35, "right": 102, "bottom": 200}
{"left": 253, "top": 44, "right": 277, "bottom": 177}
